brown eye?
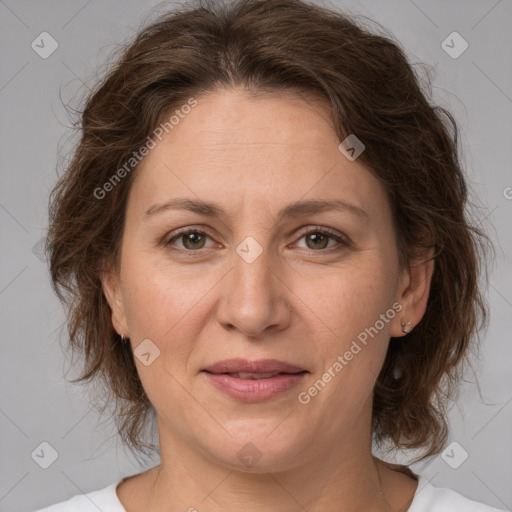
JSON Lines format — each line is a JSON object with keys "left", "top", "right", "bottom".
{"left": 294, "top": 227, "right": 347, "bottom": 252}
{"left": 165, "top": 229, "right": 213, "bottom": 251}
{"left": 180, "top": 231, "right": 207, "bottom": 250}
{"left": 304, "top": 232, "right": 330, "bottom": 250}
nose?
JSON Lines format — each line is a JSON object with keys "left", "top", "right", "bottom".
{"left": 216, "top": 242, "right": 291, "bottom": 338}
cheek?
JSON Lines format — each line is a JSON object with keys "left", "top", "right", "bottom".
{"left": 295, "top": 261, "right": 397, "bottom": 411}
{"left": 120, "top": 253, "right": 217, "bottom": 367}
{"left": 120, "top": 260, "right": 204, "bottom": 410}
{"left": 121, "top": 246, "right": 192, "bottom": 333}
{"left": 122, "top": 273, "right": 170, "bottom": 338}
{"left": 294, "top": 258, "right": 396, "bottom": 345}
{"left": 296, "top": 267, "right": 396, "bottom": 415}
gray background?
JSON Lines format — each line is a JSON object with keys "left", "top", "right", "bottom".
{"left": 1, "top": 0, "right": 511, "bottom": 510}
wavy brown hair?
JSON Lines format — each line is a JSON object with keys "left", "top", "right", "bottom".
{"left": 47, "top": 0, "right": 490, "bottom": 465}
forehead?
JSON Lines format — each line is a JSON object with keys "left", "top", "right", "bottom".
{"left": 128, "top": 88, "right": 388, "bottom": 222}
{"left": 167, "top": 88, "right": 338, "bottom": 153}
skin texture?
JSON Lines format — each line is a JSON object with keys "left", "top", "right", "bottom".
{"left": 103, "top": 88, "right": 434, "bottom": 511}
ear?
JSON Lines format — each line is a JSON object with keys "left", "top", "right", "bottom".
{"left": 390, "top": 246, "right": 435, "bottom": 338}
{"left": 101, "top": 267, "right": 129, "bottom": 338}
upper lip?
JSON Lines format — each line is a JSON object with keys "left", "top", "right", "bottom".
{"left": 202, "top": 358, "right": 306, "bottom": 374}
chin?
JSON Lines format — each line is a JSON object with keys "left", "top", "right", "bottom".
{"left": 201, "top": 420, "right": 311, "bottom": 473}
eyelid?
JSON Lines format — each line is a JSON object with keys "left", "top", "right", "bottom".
{"left": 294, "top": 225, "right": 347, "bottom": 241}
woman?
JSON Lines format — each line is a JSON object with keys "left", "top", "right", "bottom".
{"left": 36, "top": 0, "right": 506, "bottom": 510}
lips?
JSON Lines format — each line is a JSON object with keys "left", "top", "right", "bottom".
{"left": 202, "top": 358, "right": 306, "bottom": 375}
{"left": 201, "top": 359, "right": 308, "bottom": 402}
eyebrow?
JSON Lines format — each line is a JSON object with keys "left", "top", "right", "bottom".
{"left": 144, "top": 197, "right": 368, "bottom": 222}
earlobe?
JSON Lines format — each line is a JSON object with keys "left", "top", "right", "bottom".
{"left": 400, "top": 320, "right": 412, "bottom": 334}
{"left": 391, "top": 248, "right": 435, "bottom": 338}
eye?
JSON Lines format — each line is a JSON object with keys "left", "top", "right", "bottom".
{"left": 293, "top": 226, "right": 348, "bottom": 252}
{"left": 164, "top": 226, "right": 348, "bottom": 253}
{"left": 164, "top": 228, "right": 216, "bottom": 251}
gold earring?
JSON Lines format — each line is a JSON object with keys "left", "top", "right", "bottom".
{"left": 401, "top": 320, "right": 412, "bottom": 334}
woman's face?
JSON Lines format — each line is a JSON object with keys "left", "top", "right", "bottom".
{"left": 104, "top": 88, "right": 420, "bottom": 471}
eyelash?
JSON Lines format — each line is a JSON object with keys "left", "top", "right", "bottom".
{"left": 163, "top": 226, "right": 348, "bottom": 254}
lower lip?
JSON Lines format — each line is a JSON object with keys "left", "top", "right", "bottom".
{"left": 203, "top": 371, "right": 307, "bottom": 402}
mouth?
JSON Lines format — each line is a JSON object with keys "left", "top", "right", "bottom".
{"left": 204, "top": 371, "right": 307, "bottom": 380}
{"left": 202, "top": 357, "right": 307, "bottom": 375}
{"left": 201, "top": 359, "right": 308, "bottom": 402}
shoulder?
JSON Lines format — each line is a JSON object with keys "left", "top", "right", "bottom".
{"left": 32, "top": 480, "right": 125, "bottom": 512}
{"left": 410, "top": 475, "right": 508, "bottom": 512}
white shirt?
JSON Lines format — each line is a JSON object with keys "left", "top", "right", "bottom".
{"left": 33, "top": 474, "right": 508, "bottom": 511}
